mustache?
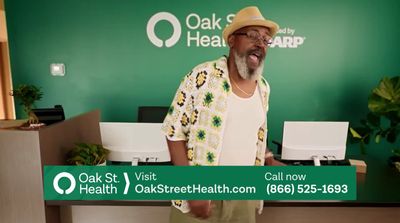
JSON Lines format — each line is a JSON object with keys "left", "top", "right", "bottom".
{"left": 234, "top": 51, "right": 264, "bottom": 81}
{"left": 247, "top": 47, "right": 265, "bottom": 60}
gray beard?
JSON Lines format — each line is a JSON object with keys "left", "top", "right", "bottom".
{"left": 234, "top": 51, "right": 264, "bottom": 81}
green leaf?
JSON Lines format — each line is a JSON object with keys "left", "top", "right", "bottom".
{"left": 10, "top": 84, "right": 43, "bottom": 116}
{"left": 349, "top": 128, "right": 362, "bottom": 139}
{"left": 66, "top": 142, "right": 110, "bottom": 165}
{"left": 373, "top": 77, "right": 394, "bottom": 101}
{"left": 375, "top": 134, "right": 381, "bottom": 143}
{"left": 368, "top": 77, "right": 400, "bottom": 115}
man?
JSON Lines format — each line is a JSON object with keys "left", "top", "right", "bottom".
{"left": 161, "top": 6, "right": 284, "bottom": 223}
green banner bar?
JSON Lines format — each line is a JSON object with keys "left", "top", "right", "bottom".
{"left": 44, "top": 166, "right": 356, "bottom": 200}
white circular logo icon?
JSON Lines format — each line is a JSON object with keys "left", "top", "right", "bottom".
{"left": 53, "top": 172, "right": 76, "bottom": 195}
{"left": 147, "top": 12, "right": 181, "bottom": 48}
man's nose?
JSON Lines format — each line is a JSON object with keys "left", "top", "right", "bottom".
{"left": 255, "top": 41, "right": 267, "bottom": 52}
{"left": 254, "top": 38, "right": 267, "bottom": 50}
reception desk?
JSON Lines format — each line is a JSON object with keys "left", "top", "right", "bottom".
{"left": 46, "top": 155, "right": 400, "bottom": 207}
{"left": 45, "top": 156, "right": 400, "bottom": 223}
{"left": 1, "top": 111, "right": 399, "bottom": 223}
{"left": 0, "top": 110, "right": 102, "bottom": 223}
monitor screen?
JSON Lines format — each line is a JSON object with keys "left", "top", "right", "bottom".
{"left": 100, "top": 122, "right": 170, "bottom": 163}
{"left": 281, "top": 121, "right": 349, "bottom": 161}
{"left": 32, "top": 105, "right": 65, "bottom": 125}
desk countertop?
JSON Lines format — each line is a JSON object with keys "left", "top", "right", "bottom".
{"left": 46, "top": 156, "right": 400, "bottom": 207}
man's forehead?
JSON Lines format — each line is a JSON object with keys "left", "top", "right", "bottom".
{"left": 237, "top": 26, "right": 271, "bottom": 35}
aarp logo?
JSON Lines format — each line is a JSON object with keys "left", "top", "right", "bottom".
{"left": 146, "top": 12, "right": 182, "bottom": 48}
{"left": 53, "top": 172, "right": 76, "bottom": 194}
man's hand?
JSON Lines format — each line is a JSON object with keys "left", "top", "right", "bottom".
{"left": 166, "top": 140, "right": 213, "bottom": 218}
{"left": 188, "top": 200, "right": 212, "bottom": 219}
{"left": 266, "top": 157, "right": 286, "bottom": 166}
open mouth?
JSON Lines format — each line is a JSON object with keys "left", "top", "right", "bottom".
{"left": 248, "top": 49, "right": 264, "bottom": 64}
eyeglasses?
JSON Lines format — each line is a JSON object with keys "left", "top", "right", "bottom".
{"left": 233, "top": 30, "right": 273, "bottom": 46}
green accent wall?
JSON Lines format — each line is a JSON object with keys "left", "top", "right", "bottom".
{"left": 5, "top": 0, "right": 400, "bottom": 157}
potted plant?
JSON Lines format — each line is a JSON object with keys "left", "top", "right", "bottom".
{"left": 10, "top": 84, "right": 43, "bottom": 124}
{"left": 349, "top": 76, "right": 400, "bottom": 171}
{"left": 66, "top": 142, "right": 110, "bottom": 166}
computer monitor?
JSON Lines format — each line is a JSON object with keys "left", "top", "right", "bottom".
{"left": 32, "top": 105, "right": 65, "bottom": 125}
{"left": 100, "top": 122, "right": 170, "bottom": 164}
{"left": 281, "top": 121, "right": 349, "bottom": 165}
{"left": 137, "top": 106, "right": 169, "bottom": 123}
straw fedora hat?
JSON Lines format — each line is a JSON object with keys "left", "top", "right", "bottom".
{"left": 223, "top": 6, "right": 279, "bottom": 43}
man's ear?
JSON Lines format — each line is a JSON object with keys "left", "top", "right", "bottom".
{"left": 228, "top": 35, "right": 235, "bottom": 48}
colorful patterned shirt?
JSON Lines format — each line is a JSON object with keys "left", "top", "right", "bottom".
{"left": 161, "top": 56, "right": 270, "bottom": 213}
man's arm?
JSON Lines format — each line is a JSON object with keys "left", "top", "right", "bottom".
{"left": 166, "top": 139, "right": 189, "bottom": 166}
{"left": 265, "top": 157, "right": 286, "bottom": 166}
{"left": 166, "top": 138, "right": 212, "bottom": 218}
{"left": 265, "top": 150, "right": 286, "bottom": 166}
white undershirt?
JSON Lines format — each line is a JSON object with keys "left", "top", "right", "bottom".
{"left": 219, "top": 86, "right": 265, "bottom": 165}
